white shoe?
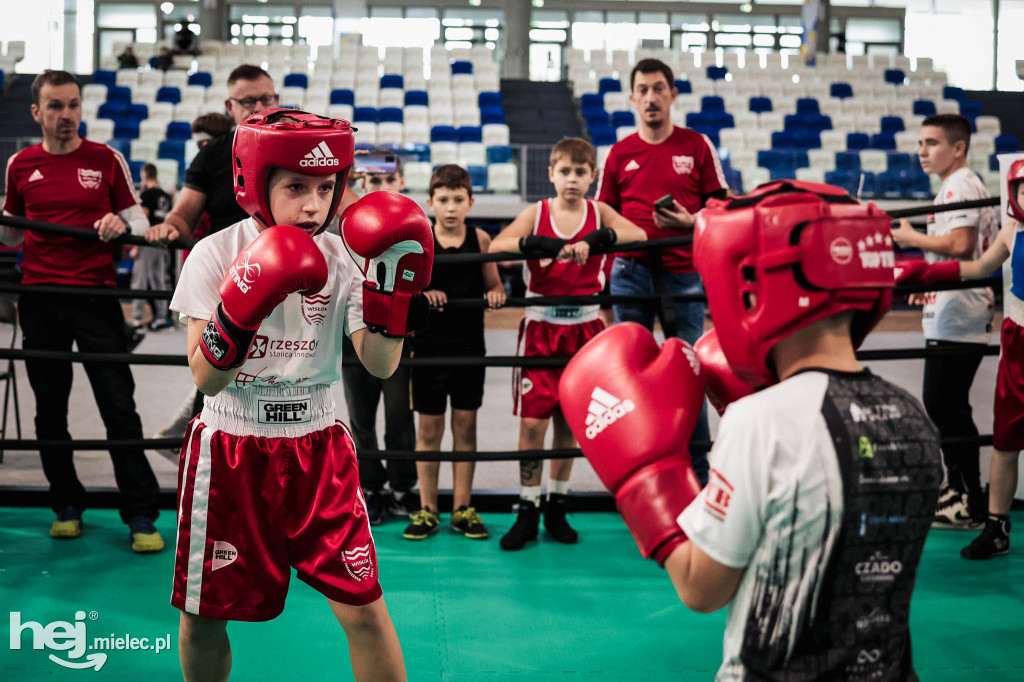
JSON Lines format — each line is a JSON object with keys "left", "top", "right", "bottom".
{"left": 932, "top": 492, "right": 984, "bottom": 530}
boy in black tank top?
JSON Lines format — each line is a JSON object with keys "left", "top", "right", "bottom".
{"left": 405, "top": 165, "right": 506, "bottom": 542}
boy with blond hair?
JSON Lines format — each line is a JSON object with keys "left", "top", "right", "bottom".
{"left": 489, "top": 137, "right": 646, "bottom": 550}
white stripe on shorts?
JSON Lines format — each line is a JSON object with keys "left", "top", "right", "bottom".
{"left": 184, "top": 427, "right": 214, "bottom": 614}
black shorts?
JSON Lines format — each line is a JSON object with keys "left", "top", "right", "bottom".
{"left": 412, "top": 361, "right": 486, "bottom": 414}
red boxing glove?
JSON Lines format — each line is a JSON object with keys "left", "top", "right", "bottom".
{"left": 894, "top": 259, "right": 961, "bottom": 285}
{"left": 558, "top": 322, "right": 705, "bottom": 565}
{"left": 695, "top": 328, "right": 754, "bottom": 415}
{"left": 341, "top": 191, "right": 434, "bottom": 337}
{"left": 201, "top": 225, "right": 328, "bottom": 369}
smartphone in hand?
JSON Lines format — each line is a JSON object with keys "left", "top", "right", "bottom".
{"left": 654, "top": 194, "right": 675, "bottom": 214}
{"left": 354, "top": 153, "right": 398, "bottom": 175}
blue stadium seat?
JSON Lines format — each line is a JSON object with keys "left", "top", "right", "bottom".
{"left": 692, "top": 127, "right": 720, "bottom": 147}
{"left": 793, "top": 130, "right": 821, "bottom": 150}
{"left": 467, "top": 165, "right": 488, "bottom": 192}
{"left": 590, "top": 125, "right": 617, "bottom": 147}
{"left": 188, "top": 72, "right": 212, "bottom": 88}
{"left": 587, "top": 110, "right": 610, "bottom": 129}
{"left": 990, "top": 154, "right": 1000, "bottom": 172}
{"left": 701, "top": 96, "right": 725, "bottom": 112}
{"left": 825, "top": 170, "right": 858, "bottom": 195}
{"left": 888, "top": 153, "right": 913, "bottom": 171}
{"left": 959, "top": 100, "right": 982, "bottom": 117}
{"left": 749, "top": 96, "right": 772, "bottom": 114}
{"left": 430, "top": 125, "right": 457, "bottom": 143}
{"left": 906, "top": 171, "right": 931, "bottom": 198}
{"left": 107, "top": 86, "right": 132, "bottom": 104}
{"left": 883, "top": 69, "right": 906, "bottom": 86}
{"left": 486, "top": 145, "right": 513, "bottom": 164}
{"left": 758, "top": 150, "right": 791, "bottom": 173}
{"left": 860, "top": 172, "right": 878, "bottom": 197}
{"left": 78, "top": 120, "right": 87, "bottom": 137}
{"left": 156, "top": 86, "right": 181, "bottom": 104}
{"left": 580, "top": 93, "right": 605, "bottom": 115}
{"left": 331, "top": 89, "right": 355, "bottom": 105}
{"left": 611, "top": 111, "right": 635, "bottom": 128}
{"left": 796, "top": 98, "right": 820, "bottom": 115}
{"left": 158, "top": 140, "right": 185, "bottom": 165}
{"left": 598, "top": 78, "right": 621, "bottom": 95}
{"left": 0, "top": 70, "right": 4, "bottom": 90}
{"left": 704, "top": 112, "right": 734, "bottom": 130}
{"left": 877, "top": 170, "right": 905, "bottom": 197}
{"left": 835, "top": 152, "right": 861, "bottom": 172}
{"left": 724, "top": 167, "right": 743, "bottom": 193}
{"left": 284, "top": 73, "right": 309, "bottom": 89}
{"left": 943, "top": 86, "right": 966, "bottom": 102}
{"left": 772, "top": 131, "right": 797, "bottom": 149}
{"left": 451, "top": 60, "right": 473, "bottom": 75}
{"left": 128, "top": 160, "right": 144, "bottom": 186}
{"left": 912, "top": 100, "right": 936, "bottom": 117}
{"left": 478, "top": 91, "right": 503, "bottom": 109}
{"left": 456, "top": 126, "right": 482, "bottom": 143}
{"left": 846, "top": 132, "right": 870, "bottom": 150}
{"left": 123, "top": 103, "right": 148, "bottom": 122}
{"left": 480, "top": 107, "right": 506, "bottom": 125}
{"left": 92, "top": 70, "right": 117, "bottom": 87}
{"left": 706, "top": 66, "right": 728, "bottom": 81}
{"left": 166, "top": 121, "right": 192, "bottom": 141}
{"left": 996, "top": 134, "right": 1020, "bottom": 153}
{"left": 378, "top": 107, "right": 403, "bottom": 123}
{"left": 405, "top": 90, "right": 428, "bottom": 107}
{"left": 686, "top": 112, "right": 709, "bottom": 129}
{"left": 353, "top": 106, "right": 377, "bottom": 123}
{"left": 785, "top": 113, "right": 831, "bottom": 132}
{"left": 107, "top": 137, "right": 132, "bottom": 159}
{"left": 880, "top": 116, "right": 905, "bottom": 133}
{"left": 97, "top": 101, "right": 127, "bottom": 120}
{"left": 674, "top": 79, "right": 692, "bottom": 94}
{"left": 379, "top": 74, "right": 403, "bottom": 89}
{"left": 871, "top": 133, "right": 897, "bottom": 150}
{"left": 830, "top": 83, "right": 854, "bottom": 99}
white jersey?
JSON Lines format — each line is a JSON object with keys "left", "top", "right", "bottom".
{"left": 922, "top": 167, "right": 996, "bottom": 343}
{"left": 170, "top": 218, "right": 366, "bottom": 435}
{"left": 679, "top": 369, "right": 941, "bottom": 681}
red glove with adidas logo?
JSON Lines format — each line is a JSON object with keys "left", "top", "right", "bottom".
{"left": 558, "top": 322, "right": 705, "bottom": 565}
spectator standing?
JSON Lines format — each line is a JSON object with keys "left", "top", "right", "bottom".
{"left": 130, "top": 163, "right": 175, "bottom": 330}
{"left": 596, "top": 58, "right": 729, "bottom": 486}
{"left": 0, "top": 70, "right": 162, "bottom": 552}
{"left": 173, "top": 24, "right": 199, "bottom": 56}
{"left": 403, "top": 165, "right": 506, "bottom": 541}
{"left": 891, "top": 113, "right": 997, "bottom": 530}
{"left": 489, "top": 138, "right": 646, "bottom": 551}
{"left": 342, "top": 151, "right": 419, "bottom": 524}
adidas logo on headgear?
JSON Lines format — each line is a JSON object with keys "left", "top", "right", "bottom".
{"left": 300, "top": 141, "right": 340, "bottom": 168}
{"left": 584, "top": 387, "right": 635, "bottom": 439}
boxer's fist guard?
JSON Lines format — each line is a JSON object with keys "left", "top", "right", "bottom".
{"left": 558, "top": 322, "right": 705, "bottom": 565}
{"left": 695, "top": 328, "right": 754, "bottom": 415}
{"left": 341, "top": 191, "right": 434, "bottom": 337}
{"left": 201, "top": 225, "right": 328, "bottom": 369}
{"left": 894, "top": 259, "right": 960, "bottom": 285}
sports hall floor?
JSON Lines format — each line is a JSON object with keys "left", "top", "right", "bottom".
{"left": 2, "top": 313, "right": 1021, "bottom": 680}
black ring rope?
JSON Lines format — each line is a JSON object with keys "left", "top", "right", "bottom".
{"left": 0, "top": 195, "right": 1007, "bottom": 467}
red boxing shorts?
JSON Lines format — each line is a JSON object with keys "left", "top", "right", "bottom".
{"left": 514, "top": 313, "right": 604, "bottom": 420}
{"left": 994, "top": 317, "right": 1024, "bottom": 451}
{"left": 172, "top": 389, "right": 381, "bottom": 622}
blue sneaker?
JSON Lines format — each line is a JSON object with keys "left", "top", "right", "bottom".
{"left": 128, "top": 516, "right": 164, "bottom": 553}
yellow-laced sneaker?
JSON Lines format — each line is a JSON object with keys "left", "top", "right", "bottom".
{"left": 451, "top": 506, "right": 489, "bottom": 540}
{"left": 403, "top": 508, "right": 440, "bottom": 540}
{"left": 129, "top": 516, "right": 165, "bottom": 553}
{"left": 50, "top": 507, "right": 83, "bottom": 539}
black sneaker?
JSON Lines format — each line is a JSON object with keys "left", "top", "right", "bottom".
{"left": 544, "top": 493, "right": 579, "bottom": 544}
{"left": 961, "top": 516, "right": 1011, "bottom": 560}
{"left": 500, "top": 500, "right": 540, "bottom": 551}
{"left": 451, "top": 506, "right": 489, "bottom": 539}
{"left": 364, "top": 489, "right": 385, "bottom": 526}
{"left": 387, "top": 490, "right": 418, "bottom": 517}
{"left": 403, "top": 508, "right": 440, "bottom": 540}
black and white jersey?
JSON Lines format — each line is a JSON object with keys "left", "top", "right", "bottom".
{"left": 679, "top": 369, "right": 942, "bottom": 681}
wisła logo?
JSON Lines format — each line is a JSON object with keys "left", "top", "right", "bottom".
{"left": 77, "top": 168, "right": 102, "bottom": 190}
{"left": 342, "top": 543, "right": 375, "bottom": 581}
{"left": 301, "top": 293, "right": 331, "bottom": 326}
{"left": 300, "top": 141, "right": 340, "bottom": 168}
{"left": 584, "top": 387, "right": 635, "bottom": 439}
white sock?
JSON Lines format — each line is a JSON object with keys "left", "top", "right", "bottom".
{"left": 549, "top": 479, "right": 569, "bottom": 496}
{"left": 520, "top": 486, "right": 542, "bottom": 506}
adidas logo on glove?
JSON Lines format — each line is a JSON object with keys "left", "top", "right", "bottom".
{"left": 584, "top": 387, "right": 635, "bottom": 440}
{"left": 300, "top": 141, "right": 340, "bottom": 168}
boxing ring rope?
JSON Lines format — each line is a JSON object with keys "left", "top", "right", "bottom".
{"left": 0, "top": 196, "right": 1006, "bottom": 464}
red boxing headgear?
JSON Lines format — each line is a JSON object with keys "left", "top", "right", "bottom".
{"left": 232, "top": 108, "right": 354, "bottom": 234}
{"left": 1008, "top": 158, "right": 1024, "bottom": 223}
{"left": 693, "top": 180, "right": 894, "bottom": 386}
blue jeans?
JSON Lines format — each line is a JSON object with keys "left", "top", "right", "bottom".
{"left": 610, "top": 257, "right": 710, "bottom": 485}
